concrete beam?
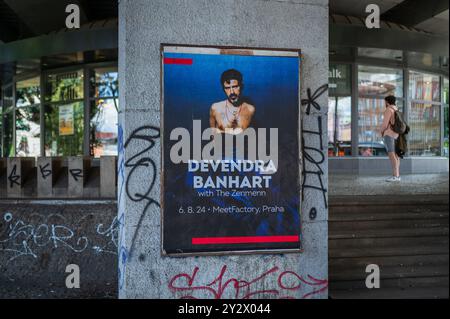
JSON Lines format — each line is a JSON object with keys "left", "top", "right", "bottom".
{"left": 0, "top": 21, "right": 118, "bottom": 64}
{"left": 381, "top": 0, "right": 449, "bottom": 28}
{"left": 4, "top": 0, "right": 88, "bottom": 35}
{"left": 330, "top": 23, "right": 449, "bottom": 57}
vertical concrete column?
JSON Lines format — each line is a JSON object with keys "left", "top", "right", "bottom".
{"left": 0, "top": 158, "right": 7, "bottom": 198}
{"left": 100, "top": 156, "right": 117, "bottom": 198}
{"left": 7, "top": 157, "right": 35, "bottom": 198}
{"left": 68, "top": 156, "right": 91, "bottom": 197}
{"left": 37, "top": 157, "right": 63, "bottom": 198}
{"left": 119, "top": 0, "right": 329, "bottom": 299}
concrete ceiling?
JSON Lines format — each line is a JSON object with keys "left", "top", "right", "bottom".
{"left": 330, "top": 0, "right": 449, "bottom": 36}
{"left": 415, "top": 9, "right": 449, "bottom": 35}
{"left": 330, "top": 0, "right": 404, "bottom": 17}
{"left": 0, "top": 0, "right": 118, "bottom": 43}
{"left": 3, "top": 0, "right": 88, "bottom": 35}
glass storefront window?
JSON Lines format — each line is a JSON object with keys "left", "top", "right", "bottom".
{"left": 15, "top": 106, "right": 40, "bottom": 157}
{"left": 90, "top": 98, "right": 118, "bottom": 157}
{"left": 2, "top": 63, "right": 120, "bottom": 158}
{"left": 358, "top": 65, "right": 403, "bottom": 97}
{"left": 44, "top": 102, "right": 84, "bottom": 156}
{"left": 16, "top": 77, "right": 41, "bottom": 157}
{"left": 44, "top": 70, "right": 84, "bottom": 156}
{"left": 408, "top": 52, "right": 441, "bottom": 69}
{"left": 358, "top": 98, "right": 404, "bottom": 157}
{"left": 2, "top": 85, "right": 14, "bottom": 157}
{"left": 443, "top": 78, "right": 449, "bottom": 157}
{"left": 16, "top": 76, "right": 40, "bottom": 107}
{"left": 329, "top": 64, "right": 351, "bottom": 96}
{"left": 409, "top": 103, "right": 441, "bottom": 156}
{"left": 358, "top": 98, "right": 387, "bottom": 157}
{"left": 89, "top": 66, "right": 119, "bottom": 157}
{"left": 409, "top": 71, "right": 440, "bottom": 102}
{"left": 328, "top": 97, "right": 351, "bottom": 157}
{"left": 0, "top": 107, "right": 2, "bottom": 155}
{"left": 3, "top": 107, "right": 14, "bottom": 157}
{"left": 358, "top": 65, "right": 404, "bottom": 156}
{"left": 90, "top": 67, "right": 119, "bottom": 99}
{"left": 358, "top": 47, "right": 403, "bottom": 61}
{"left": 45, "top": 70, "right": 84, "bottom": 103}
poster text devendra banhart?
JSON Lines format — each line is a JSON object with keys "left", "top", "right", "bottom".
{"left": 189, "top": 160, "right": 276, "bottom": 189}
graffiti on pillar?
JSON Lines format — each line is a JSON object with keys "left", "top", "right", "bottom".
{"left": 117, "top": 124, "right": 161, "bottom": 289}
{"left": 301, "top": 84, "right": 328, "bottom": 209}
{"left": 39, "top": 163, "right": 52, "bottom": 179}
{"left": 69, "top": 169, "right": 83, "bottom": 181}
{"left": 309, "top": 207, "right": 317, "bottom": 221}
{"left": 8, "top": 165, "right": 20, "bottom": 188}
{"left": 168, "top": 265, "right": 328, "bottom": 299}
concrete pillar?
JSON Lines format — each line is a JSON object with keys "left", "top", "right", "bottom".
{"left": 119, "top": 0, "right": 329, "bottom": 299}
{"left": 37, "top": 157, "right": 63, "bottom": 198}
{"left": 68, "top": 156, "right": 91, "bottom": 197}
{"left": 0, "top": 158, "right": 6, "bottom": 198}
{"left": 100, "top": 156, "right": 117, "bottom": 198}
{"left": 7, "top": 157, "right": 35, "bottom": 198}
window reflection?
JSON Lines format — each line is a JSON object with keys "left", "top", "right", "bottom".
{"left": 358, "top": 65, "right": 404, "bottom": 157}
{"left": 358, "top": 47, "right": 403, "bottom": 61}
{"left": 16, "top": 77, "right": 40, "bottom": 107}
{"left": 358, "top": 98, "right": 387, "bottom": 157}
{"left": 90, "top": 99, "right": 118, "bottom": 157}
{"left": 409, "top": 103, "right": 440, "bottom": 156}
{"left": 328, "top": 97, "right": 351, "bottom": 157}
{"left": 358, "top": 65, "right": 403, "bottom": 97}
{"left": 90, "top": 67, "right": 118, "bottom": 99}
{"left": 442, "top": 78, "right": 449, "bottom": 157}
{"left": 43, "top": 70, "right": 84, "bottom": 156}
{"left": 3, "top": 107, "right": 14, "bottom": 157}
{"left": 44, "top": 102, "right": 84, "bottom": 156}
{"left": 16, "top": 77, "right": 41, "bottom": 157}
{"left": 16, "top": 106, "right": 40, "bottom": 157}
{"left": 409, "top": 71, "right": 440, "bottom": 102}
{"left": 45, "top": 70, "right": 84, "bottom": 103}
{"left": 2, "top": 85, "right": 14, "bottom": 157}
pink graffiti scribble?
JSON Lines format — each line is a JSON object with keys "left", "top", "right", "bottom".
{"left": 168, "top": 265, "right": 328, "bottom": 299}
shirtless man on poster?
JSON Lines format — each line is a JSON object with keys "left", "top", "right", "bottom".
{"left": 210, "top": 69, "right": 255, "bottom": 135}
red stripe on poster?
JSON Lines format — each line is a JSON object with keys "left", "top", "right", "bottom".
{"left": 192, "top": 235, "right": 300, "bottom": 245}
{"left": 164, "top": 58, "right": 193, "bottom": 65}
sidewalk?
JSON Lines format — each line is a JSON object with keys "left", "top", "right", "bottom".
{"left": 329, "top": 173, "right": 449, "bottom": 196}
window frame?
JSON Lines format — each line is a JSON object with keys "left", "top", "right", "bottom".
{"left": 1, "top": 61, "right": 118, "bottom": 158}
{"left": 407, "top": 68, "right": 444, "bottom": 157}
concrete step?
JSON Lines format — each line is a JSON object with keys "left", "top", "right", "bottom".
{"left": 330, "top": 227, "right": 449, "bottom": 239}
{"left": 328, "top": 194, "right": 449, "bottom": 299}
{"left": 330, "top": 204, "right": 448, "bottom": 216}
{"left": 329, "top": 286, "right": 449, "bottom": 299}
{"left": 329, "top": 195, "right": 449, "bottom": 207}
{"left": 330, "top": 263, "right": 449, "bottom": 282}
{"left": 329, "top": 210, "right": 448, "bottom": 222}
{"left": 329, "top": 254, "right": 449, "bottom": 269}
{"left": 330, "top": 218, "right": 449, "bottom": 231}
{"left": 329, "top": 276, "right": 449, "bottom": 291}
{"left": 329, "top": 236, "right": 449, "bottom": 258}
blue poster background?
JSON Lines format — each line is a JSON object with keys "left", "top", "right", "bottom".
{"left": 163, "top": 50, "right": 301, "bottom": 254}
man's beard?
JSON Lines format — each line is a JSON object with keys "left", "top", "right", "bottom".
{"left": 228, "top": 94, "right": 242, "bottom": 107}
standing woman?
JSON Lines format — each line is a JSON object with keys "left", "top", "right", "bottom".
{"left": 380, "top": 95, "right": 400, "bottom": 182}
